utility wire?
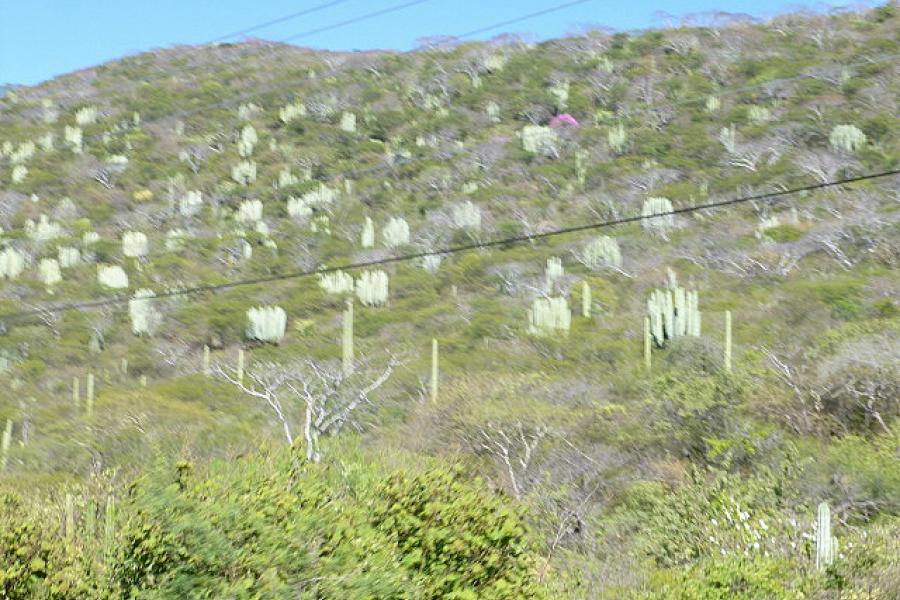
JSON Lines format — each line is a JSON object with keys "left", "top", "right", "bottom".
{"left": 280, "top": 0, "right": 433, "bottom": 43}
{"left": 456, "top": 0, "right": 593, "bottom": 39}
{"left": 206, "top": 0, "right": 358, "bottom": 44}
{"left": 2, "top": 169, "right": 895, "bottom": 324}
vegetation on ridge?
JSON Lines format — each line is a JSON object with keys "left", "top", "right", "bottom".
{"left": 0, "top": 3, "right": 898, "bottom": 597}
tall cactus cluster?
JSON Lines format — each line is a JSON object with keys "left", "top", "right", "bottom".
{"left": 246, "top": 306, "right": 287, "bottom": 343}
{"left": 829, "top": 124, "right": 866, "bottom": 154}
{"left": 578, "top": 236, "right": 622, "bottom": 270}
{"left": 521, "top": 125, "right": 558, "bottom": 155}
{"left": 356, "top": 270, "right": 389, "bottom": 307}
{"left": 641, "top": 197, "right": 675, "bottom": 236}
{"left": 647, "top": 269, "right": 701, "bottom": 347}
{"left": 319, "top": 270, "right": 355, "bottom": 295}
{"left": 122, "top": 231, "right": 149, "bottom": 258}
{"left": 97, "top": 265, "right": 129, "bottom": 289}
{"left": 528, "top": 297, "right": 571, "bottom": 336}
{"left": 0, "top": 247, "right": 25, "bottom": 279}
{"left": 382, "top": 217, "right": 410, "bottom": 248}
{"left": 129, "top": 289, "right": 162, "bottom": 336}
{"left": 452, "top": 201, "right": 482, "bottom": 231}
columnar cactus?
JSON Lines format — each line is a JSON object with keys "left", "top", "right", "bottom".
{"left": 719, "top": 124, "right": 737, "bottom": 153}
{"left": 816, "top": 502, "right": 838, "bottom": 570}
{"left": 607, "top": 123, "right": 627, "bottom": 154}
{"left": 64, "top": 126, "right": 83, "bottom": 153}
{"left": 578, "top": 236, "right": 622, "bottom": 270}
{"left": 549, "top": 80, "right": 570, "bottom": 111}
{"left": 236, "top": 199, "right": 263, "bottom": 223}
{"left": 452, "top": 201, "right": 482, "bottom": 231}
{"left": 83, "top": 231, "right": 100, "bottom": 246}
{"left": 545, "top": 257, "right": 564, "bottom": 291}
{"left": 246, "top": 306, "right": 287, "bottom": 343}
{"left": 10, "top": 142, "right": 35, "bottom": 164}
{"left": 38, "top": 258, "right": 62, "bottom": 287}
{"left": 724, "top": 310, "right": 733, "bottom": 373}
{"left": 26, "top": 215, "right": 62, "bottom": 241}
{"left": 382, "top": 217, "right": 410, "bottom": 248}
{"left": 277, "top": 168, "right": 298, "bottom": 188}
{"left": 58, "top": 246, "right": 81, "bottom": 268}
{"left": 0, "top": 419, "right": 12, "bottom": 471}
{"left": 705, "top": 96, "right": 720, "bottom": 112}
{"left": 279, "top": 101, "right": 307, "bottom": 123}
{"left": 237, "top": 125, "right": 258, "bottom": 157}
{"left": 361, "top": 217, "right": 375, "bottom": 248}
{"left": 829, "top": 124, "right": 866, "bottom": 154}
{"left": 287, "top": 196, "right": 313, "bottom": 219}
{"left": 422, "top": 254, "right": 442, "bottom": 274}
{"left": 75, "top": 105, "right": 98, "bottom": 125}
{"left": 431, "top": 338, "right": 439, "bottom": 403}
{"left": 129, "top": 289, "right": 162, "bottom": 336}
{"left": 342, "top": 298, "right": 354, "bottom": 377}
{"left": 528, "top": 297, "right": 571, "bottom": 335}
{"left": 319, "top": 270, "right": 355, "bottom": 295}
{"left": 581, "top": 281, "right": 591, "bottom": 318}
{"left": 11, "top": 165, "right": 27, "bottom": 184}
{"left": 646, "top": 269, "right": 701, "bottom": 347}
{"left": 486, "top": 101, "right": 501, "bottom": 122}
{"left": 356, "top": 270, "right": 389, "bottom": 307}
{"left": 340, "top": 111, "right": 357, "bottom": 132}
{"left": 97, "top": 265, "right": 129, "bottom": 289}
{"left": 0, "top": 248, "right": 25, "bottom": 279}
{"left": 641, "top": 197, "right": 675, "bottom": 236}
{"left": 179, "top": 190, "right": 203, "bottom": 216}
{"left": 122, "top": 231, "right": 149, "bottom": 258}
{"left": 748, "top": 105, "right": 771, "bottom": 123}
{"left": 231, "top": 160, "right": 257, "bottom": 185}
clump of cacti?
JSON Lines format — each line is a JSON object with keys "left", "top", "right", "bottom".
{"left": 356, "top": 270, "right": 389, "bottom": 306}
{"left": 646, "top": 269, "right": 701, "bottom": 347}
{"left": 641, "top": 197, "right": 675, "bottom": 236}
{"left": 829, "top": 124, "right": 866, "bottom": 154}
{"left": 75, "top": 105, "right": 98, "bottom": 125}
{"left": 129, "top": 289, "right": 162, "bottom": 336}
{"left": 280, "top": 101, "right": 307, "bottom": 123}
{"left": 0, "top": 247, "right": 26, "bottom": 280}
{"left": 0, "top": 419, "right": 12, "bottom": 471}
{"left": 57, "top": 246, "right": 80, "bottom": 268}
{"left": 719, "top": 124, "right": 737, "bottom": 153}
{"left": 452, "top": 201, "right": 482, "bottom": 231}
{"left": 26, "top": 215, "right": 62, "bottom": 241}
{"left": 528, "top": 297, "right": 571, "bottom": 335}
{"left": 97, "top": 265, "right": 129, "bottom": 289}
{"left": 246, "top": 306, "right": 287, "bottom": 343}
{"left": 11, "top": 165, "right": 27, "bottom": 184}
{"left": 231, "top": 160, "right": 257, "bottom": 185}
{"left": 237, "top": 125, "right": 258, "bottom": 157}
{"left": 578, "top": 236, "right": 622, "bottom": 270}
{"left": 521, "top": 125, "right": 558, "bottom": 156}
{"left": 64, "top": 126, "right": 83, "bottom": 153}
{"left": 38, "top": 258, "right": 62, "bottom": 287}
{"left": 179, "top": 190, "right": 203, "bottom": 216}
{"left": 122, "top": 231, "right": 149, "bottom": 258}
{"left": 236, "top": 199, "right": 263, "bottom": 223}
{"left": 382, "top": 217, "right": 410, "bottom": 248}
{"left": 319, "top": 270, "right": 355, "bottom": 295}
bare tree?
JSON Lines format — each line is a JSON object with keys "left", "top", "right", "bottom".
{"left": 472, "top": 421, "right": 548, "bottom": 499}
{"left": 218, "top": 357, "right": 397, "bottom": 462}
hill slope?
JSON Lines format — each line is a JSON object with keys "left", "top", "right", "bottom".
{"left": 0, "top": 4, "right": 898, "bottom": 597}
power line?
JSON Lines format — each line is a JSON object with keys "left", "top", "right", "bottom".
{"left": 2, "top": 169, "right": 895, "bottom": 324}
{"left": 456, "top": 0, "right": 593, "bottom": 39}
{"left": 206, "top": 0, "right": 358, "bottom": 44}
{"left": 280, "top": 0, "right": 433, "bottom": 43}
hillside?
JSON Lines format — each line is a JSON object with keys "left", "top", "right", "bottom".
{"left": 0, "top": 4, "right": 898, "bottom": 597}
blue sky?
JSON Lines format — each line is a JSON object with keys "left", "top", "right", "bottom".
{"left": 0, "top": 0, "right": 873, "bottom": 86}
